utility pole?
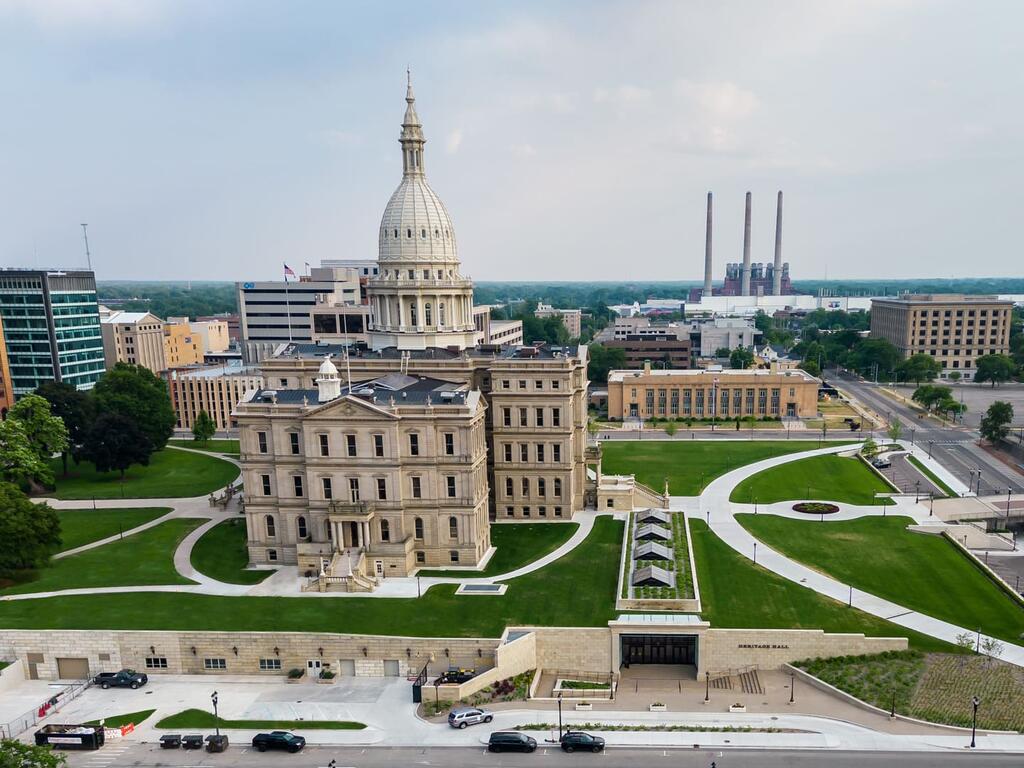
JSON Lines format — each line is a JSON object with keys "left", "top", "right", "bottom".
{"left": 80, "top": 223, "right": 92, "bottom": 271}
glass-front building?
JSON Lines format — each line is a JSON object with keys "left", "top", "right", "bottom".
{"left": 0, "top": 269, "right": 105, "bottom": 396}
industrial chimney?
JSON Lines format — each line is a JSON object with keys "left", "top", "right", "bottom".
{"left": 703, "top": 192, "right": 713, "bottom": 297}
{"left": 740, "top": 192, "right": 752, "bottom": 296}
{"left": 772, "top": 191, "right": 783, "bottom": 295}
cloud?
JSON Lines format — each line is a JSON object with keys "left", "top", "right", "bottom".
{"left": 446, "top": 128, "right": 463, "bottom": 154}
{"left": 0, "top": 0, "right": 170, "bottom": 30}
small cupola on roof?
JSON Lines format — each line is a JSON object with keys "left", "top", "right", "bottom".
{"left": 316, "top": 355, "right": 341, "bottom": 403}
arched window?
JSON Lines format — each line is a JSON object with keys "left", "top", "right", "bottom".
{"left": 434, "top": 228, "right": 440, "bottom": 237}
{"left": 421, "top": 228, "right": 427, "bottom": 238}
{"left": 425, "top": 303, "right": 432, "bottom": 326}
{"left": 325, "top": 520, "right": 333, "bottom": 540}
{"left": 414, "top": 517, "right": 424, "bottom": 540}
{"left": 439, "top": 303, "right": 446, "bottom": 327}
{"left": 265, "top": 515, "right": 276, "bottom": 538}
{"left": 393, "top": 228, "right": 398, "bottom": 238}
{"left": 407, "top": 228, "right": 412, "bottom": 238}
{"left": 297, "top": 516, "right": 308, "bottom": 539}
{"left": 445, "top": 228, "right": 450, "bottom": 238}
{"left": 449, "top": 516, "right": 458, "bottom": 539}
{"left": 380, "top": 519, "right": 390, "bottom": 542}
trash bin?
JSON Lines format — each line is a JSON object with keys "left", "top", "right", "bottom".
{"left": 205, "top": 734, "right": 229, "bottom": 753}
{"left": 182, "top": 734, "right": 203, "bottom": 750}
{"left": 159, "top": 734, "right": 182, "bottom": 749}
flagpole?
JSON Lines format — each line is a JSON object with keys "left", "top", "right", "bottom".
{"left": 343, "top": 312, "right": 352, "bottom": 388}
{"left": 284, "top": 266, "right": 293, "bottom": 343}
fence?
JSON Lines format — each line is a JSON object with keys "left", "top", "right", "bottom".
{"left": 0, "top": 678, "right": 92, "bottom": 740}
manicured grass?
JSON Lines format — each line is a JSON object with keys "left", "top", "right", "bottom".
{"left": 417, "top": 522, "right": 577, "bottom": 578}
{"left": 601, "top": 440, "right": 848, "bottom": 496}
{"left": 0, "top": 518, "right": 624, "bottom": 636}
{"left": 47, "top": 449, "right": 239, "bottom": 500}
{"left": 85, "top": 709, "right": 155, "bottom": 728}
{"left": 2, "top": 519, "right": 203, "bottom": 596}
{"left": 559, "top": 680, "right": 610, "bottom": 690}
{"left": 191, "top": 518, "right": 272, "bottom": 585}
{"left": 736, "top": 515, "right": 1024, "bottom": 645}
{"left": 155, "top": 708, "right": 365, "bottom": 730}
{"left": 57, "top": 508, "right": 171, "bottom": 552}
{"left": 907, "top": 456, "right": 957, "bottom": 498}
{"left": 168, "top": 439, "right": 240, "bottom": 455}
{"left": 730, "top": 453, "right": 894, "bottom": 506}
{"left": 688, "top": 519, "right": 952, "bottom": 652}
{"left": 631, "top": 512, "right": 694, "bottom": 600}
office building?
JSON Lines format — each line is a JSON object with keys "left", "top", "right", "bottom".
{"left": 163, "top": 320, "right": 203, "bottom": 368}
{"left": 473, "top": 306, "right": 524, "bottom": 347}
{"left": 198, "top": 313, "right": 241, "bottom": 343}
{"left": 870, "top": 294, "right": 1013, "bottom": 380}
{"left": 170, "top": 317, "right": 230, "bottom": 354}
{"left": 168, "top": 364, "right": 263, "bottom": 431}
{"left": 101, "top": 311, "right": 167, "bottom": 372}
{"left": 534, "top": 302, "right": 582, "bottom": 339}
{"left": 0, "top": 268, "right": 104, "bottom": 395}
{"left": 0, "top": 316, "right": 14, "bottom": 414}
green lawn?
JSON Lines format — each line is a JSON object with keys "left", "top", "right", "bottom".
{"left": 47, "top": 449, "right": 239, "bottom": 500}
{"left": 417, "top": 522, "right": 578, "bottom": 578}
{"left": 689, "top": 519, "right": 951, "bottom": 652}
{"left": 168, "top": 439, "right": 240, "bottom": 455}
{"left": 57, "top": 508, "right": 171, "bottom": 552}
{"left": 85, "top": 709, "right": 155, "bottom": 728}
{"left": 907, "top": 456, "right": 957, "bottom": 498}
{"left": 736, "top": 515, "right": 1024, "bottom": 645}
{"left": 0, "top": 518, "right": 624, "bottom": 636}
{"left": 730, "top": 453, "right": 894, "bottom": 506}
{"left": 601, "top": 440, "right": 849, "bottom": 496}
{"left": 191, "top": 518, "right": 272, "bottom": 585}
{"left": 2, "top": 518, "right": 203, "bottom": 596}
{"left": 156, "top": 708, "right": 365, "bottom": 730}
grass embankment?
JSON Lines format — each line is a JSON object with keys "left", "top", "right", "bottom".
{"left": 0, "top": 518, "right": 624, "bottom": 636}
{"left": 190, "top": 518, "right": 272, "bottom": 585}
{"left": 47, "top": 449, "right": 239, "bottom": 500}
{"left": 907, "top": 456, "right": 958, "bottom": 498}
{"left": 56, "top": 508, "right": 171, "bottom": 551}
{"left": 689, "top": 519, "right": 952, "bottom": 652}
{"left": 1, "top": 519, "right": 203, "bottom": 596}
{"left": 736, "top": 515, "right": 1024, "bottom": 645}
{"left": 601, "top": 440, "right": 838, "bottom": 495}
{"left": 730, "top": 453, "right": 894, "bottom": 506}
{"left": 417, "top": 522, "right": 577, "bottom": 578}
{"left": 795, "top": 651, "right": 1024, "bottom": 732}
{"left": 156, "top": 708, "right": 365, "bottom": 730}
{"left": 85, "top": 710, "right": 155, "bottom": 728}
{"left": 168, "top": 439, "right": 240, "bottom": 455}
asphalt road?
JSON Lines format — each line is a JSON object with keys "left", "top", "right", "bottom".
{"left": 829, "top": 371, "right": 1024, "bottom": 495}
{"left": 61, "top": 743, "right": 1024, "bottom": 768}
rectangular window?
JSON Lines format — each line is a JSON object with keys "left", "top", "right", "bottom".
{"left": 145, "top": 657, "right": 168, "bottom": 669}
{"left": 349, "top": 478, "right": 360, "bottom": 502}
{"left": 322, "top": 477, "right": 333, "bottom": 499}
{"left": 505, "top": 477, "right": 514, "bottom": 497}
{"left": 554, "top": 478, "right": 562, "bottom": 497}
{"left": 261, "top": 474, "right": 272, "bottom": 496}
{"left": 450, "top": 550, "right": 460, "bottom": 563}
{"left": 535, "top": 380, "right": 543, "bottom": 390}
{"left": 554, "top": 506, "right": 563, "bottom": 518}
{"left": 519, "top": 380, "right": 527, "bottom": 389}
{"left": 411, "top": 476, "right": 422, "bottom": 498}
{"left": 522, "top": 506, "right": 531, "bottom": 517}
{"left": 538, "top": 478, "right": 546, "bottom": 497}
{"left": 552, "top": 380, "right": 560, "bottom": 390}
{"left": 373, "top": 434, "right": 384, "bottom": 457}
{"left": 377, "top": 478, "right": 387, "bottom": 500}
{"left": 443, "top": 433, "right": 454, "bottom": 455}
{"left": 520, "top": 444, "right": 529, "bottom": 462}
{"left": 695, "top": 389, "right": 704, "bottom": 417}
{"left": 502, "top": 379, "right": 510, "bottom": 389}
{"left": 416, "top": 551, "right": 425, "bottom": 564}
{"left": 318, "top": 433, "right": 329, "bottom": 457}
{"left": 290, "top": 432, "right": 300, "bottom": 455}
{"left": 683, "top": 389, "right": 692, "bottom": 415}
{"left": 536, "top": 444, "right": 545, "bottom": 462}
{"left": 539, "top": 506, "right": 547, "bottom": 517}
{"left": 446, "top": 476, "right": 456, "bottom": 498}
{"left": 503, "top": 443, "right": 512, "bottom": 462}
{"left": 670, "top": 389, "right": 679, "bottom": 415}
{"left": 409, "top": 433, "right": 420, "bottom": 456}
{"left": 506, "top": 506, "right": 514, "bottom": 517}
{"left": 553, "top": 444, "right": 561, "bottom": 462}
{"left": 259, "top": 658, "right": 282, "bottom": 671}
{"left": 293, "top": 475, "right": 303, "bottom": 497}
{"left": 346, "top": 434, "right": 357, "bottom": 457}
{"left": 257, "top": 431, "right": 267, "bottom": 454}
{"left": 204, "top": 658, "right": 227, "bottom": 670}
{"left": 522, "top": 477, "right": 530, "bottom": 497}
{"left": 536, "top": 407, "right": 544, "bottom": 427}
{"left": 552, "top": 408, "right": 561, "bottom": 427}
{"left": 519, "top": 408, "right": 528, "bottom": 427}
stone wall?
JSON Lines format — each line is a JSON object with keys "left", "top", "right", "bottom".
{"left": 531, "top": 627, "right": 612, "bottom": 674}
{"left": 439, "top": 630, "right": 537, "bottom": 701}
{"left": 700, "top": 628, "right": 907, "bottom": 674}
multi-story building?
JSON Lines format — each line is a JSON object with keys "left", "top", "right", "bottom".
{"left": 170, "top": 317, "right": 230, "bottom": 354}
{"left": 168, "top": 364, "right": 263, "bottom": 431}
{"left": 0, "top": 268, "right": 104, "bottom": 395}
{"left": 197, "top": 313, "right": 241, "bottom": 343}
{"left": 309, "top": 304, "right": 372, "bottom": 347}
{"left": 691, "top": 317, "right": 758, "bottom": 357}
{"left": 0, "top": 316, "right": 14, "bottom": 415}
{"left": 163, "top": 320, "right": 203, "bottom": 368}
{"left": 534, "top": 302, "right": 582, "bottom": 339}
{"left": 606, "top": 364, "right": 819, "bottom": 421}
{"left": 870, "top": 294, "right": 1013, "bottom": 380}
{"left": 607, "top": 320, "right": 692, "bottom": 369}
{"left": 101, "top": 311, "right": 167, "bottom": 372}
{"left": 472, "top": 306, "right": 524, "bottom": 347}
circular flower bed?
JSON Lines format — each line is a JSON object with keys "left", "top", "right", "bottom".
{"left": 792, "top": 502, "right": 839, "bottom": 515}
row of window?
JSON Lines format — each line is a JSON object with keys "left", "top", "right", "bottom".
{"left": 503, "top": 476, "right": 563, "bottom": 499}
{"left": 145, "top": 656, "right": 282, "bottom": 671}
{"left": 382, "top": 226, "right": 452, "bottom": 240}
{"left": 499, "top": 407, "right": 563, "bottom": 428}
{"left": 504, "top": 506, "right": 564, "bottom": 518}
{"left": 264, "top": 514, "right": 462, "bottom": 542}
{"left": 501, "top": 443, "right": 563, "bottom": 463}
{"left": 500, "top": 378, "right": 562, "bottom": 391}
{"left": 258, "top": 473, "right": 462, "bottom": 501}
{"left": 260, "top": 431, "right": 457, "bottom": 458}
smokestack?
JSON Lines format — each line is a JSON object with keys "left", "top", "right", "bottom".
{"left": 703, "top": 192, "right": 713, "bottom": 297}
{"left": 772, "top": 190, "right": 783, "bottom": 295}
{"left": 740, "top": 191, "right": 752, "bottom": 296}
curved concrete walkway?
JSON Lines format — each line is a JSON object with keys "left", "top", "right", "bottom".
{"left": 685, "top": 441, "right": 1024, "bottom": 667}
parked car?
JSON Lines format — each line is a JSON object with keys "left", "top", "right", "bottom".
{"left": 448, "top": 707, "right": 493, "bottom": 729}
{"left": 871, "top": 457, "right": 891, "bottom": 469}
{"left": 252, "top": 731, "right": 306, "bottom": 753}
{"left": 487, "top": 731, "right": 537, "bottom": 753}
{"left": 560, "top": 731, "right": 605, "bottom": 753}
{"left": 94, "top": 670, "right": 148, "bottom": 690}
{"left": 437, "top": 666, "right": 476, "bottom": 684}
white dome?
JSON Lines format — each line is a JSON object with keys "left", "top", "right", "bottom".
{"left": 318, "top": 356, "right": 338, "bottom": 378}
{"left": 378, "top": 176, "right": 457, "bottom": 263}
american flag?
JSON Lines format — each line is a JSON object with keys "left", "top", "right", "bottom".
{"left": 283, "top": 263, "right": 296, "bottom": 280}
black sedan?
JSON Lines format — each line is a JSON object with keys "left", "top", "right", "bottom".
{"left": 560, "top": 730, "right": 605, "bottom": 753}
{"left": 251, "top": 731, "right": 306, "bottom": 753}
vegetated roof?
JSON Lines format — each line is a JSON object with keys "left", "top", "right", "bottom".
{"left": 633, "top": 541, "right": 674, "bottom": 562}
{"left": 632, "top": 566, "right": 676, "bottom": 588}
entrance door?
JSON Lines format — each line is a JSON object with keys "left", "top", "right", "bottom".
{"left": 620, "top": 634, "right": 697, "bottom": 666}
{"left": 306, "top": 659, "right": 322, "bottom": 677}
{"left": 629, "top": 403, "right": 639, "bottom": 418}
{"left": 375, "top": 560, "right": 384, "bottom": 578}
{"left": 338, "top": 659, "right": 355, "bottom": 677}
{"left": 348, "top": 522, "right": 359, "bottom": 547}
{"left": 56, "top": 657, "right": 90, "bottom": 680}
{"left": 786, "top": 403, "right": 796, "bottom": 417}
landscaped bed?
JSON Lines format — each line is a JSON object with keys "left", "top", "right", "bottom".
{"left": 907, "top": 455, "right": 957, "bottom": 498}
{"left": 191, "top": 518, "right": 273, "bottom": 585}
{"left": 627, "top": 512, "right": 696, "bottom": 602}
{"left": 85, "top": 709, "right": 155, "bottom": 728}
{"left": 730, "top": 453, "right": 894, "bottom": 506}
{"left": 514, "top": 722, "right": 788, "bottom": 733}
{"left": 736, "top": 515, "right": 1024, "bottom": 645}
{"left": 417, "top": 522, "right": 577, "bottom": 578}
{"left": 791, "top": 502, "right": 839, "bottom": 515}
{"left": 155, "top": 708, "right": 365, "bottom": 730}
{"left": 56, "top": 507, "right": 171, "bottom": 551}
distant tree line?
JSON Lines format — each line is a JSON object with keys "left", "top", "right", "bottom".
{"left": 97, "top": 281, "right": 238, "bottom": 319}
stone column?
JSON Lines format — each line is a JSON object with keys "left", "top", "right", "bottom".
{"left": 397, "top": 295, "right": 406, "bottom": 332}
{"left": 362, "top": 521, "right": 370, "bottom": 551}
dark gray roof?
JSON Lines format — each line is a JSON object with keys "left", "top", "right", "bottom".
{"left": 271, "top": 341, "right": 580, "bottom": 362}
{"left": 632, "top": 566, "right": 676, "bottom": 588}
{"left": 250, "top": 373, "right": 470, "bottom": 408}
{"left": 633, "top": 542, "right": 674, "bottom": 562}
{"left": 634, "top": 523, "right": 672, "bottom": 542}
{"left": 636, "top": 509, "right": 672, "bottom": 525}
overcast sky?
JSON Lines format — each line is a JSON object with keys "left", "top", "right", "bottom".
{"left": 1, "top": 0, "right": 1021, "bottom": 282}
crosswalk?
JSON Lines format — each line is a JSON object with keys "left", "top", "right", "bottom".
{"left": 71, "top": 741, "right": 131, "bottom": 768}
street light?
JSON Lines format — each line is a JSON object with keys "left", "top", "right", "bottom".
{"left": 705, "top": 671, "right": 710, "bottom": 703}
{"left": 928, "top": 440, "right": 934, "bottom": 459}
{"left": 910, "top": 427, "right": 915, "bottom": 445}
{"left": 915, "top": 480, "right": 921, "bottom": 503}
{"left": 789, "top": 672, "right": 795, "bottom": 705}
{"left": 211, "top": 691, "right": 220, "bottom": 738}
{"left": 970, "top": 696, "right": 980, "bottom": 748}
{"left": 557, "top": 692, "right": 563, "bottom": 737}
{"left": 976, "top": 470, "right": 983, "bottom": 495}
{"left": 753, "top": 542, "right": 757, "bottom": 565}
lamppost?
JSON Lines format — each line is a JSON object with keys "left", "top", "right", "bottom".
{"left": 928, "top": 440, "right": 934, "bottom": 459}
{"left": 970, "top": 696, "right": 980, "bottom": 748}
{"left": 417, "top": 575, "right": 422, "bottom": 598}
{"left": 753, "top": 542, "right": 757, "bottom": 565}
{"left": 910, "top": 427, "right": 915, "bottom": 445}
{"left": 976, "top": 470, "right": 983, "bottom": 495}
{"left": 789, "top": 672, "right": 795, "bottom": 705}
{"left": 1007, "top": 488, "right": 1013, "bottom": 519}
{"left": 754, "top": 496, "right": 758, "bottom": 515}
{"left": 557, "top": 692, "right": 563, "bottom": 738}
{"left": 968, "top": 469, "right": 976, "bottom": 495}
{"left": 915, "top": 480, "right": 921, "bottom": 504}
{"left": 211, "top": 691, "right": 220, "bottom": 738}
{"left": 705, "top": 671, "right": 710, "bottom": 703}
{"left": 929, "top": 492, "right": 934, "bottom": 517}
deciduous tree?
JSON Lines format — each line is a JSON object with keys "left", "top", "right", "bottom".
{"left": 0, "top": 419, "right": 52, "bottom": 487}
{"left": 35, "top": 381, "right": 95, "bottom": 477}
{"left": 8, "top": 394, "right": 68, "bottom": 464}
{"left": 92, "top": 363, "right": 175, "bottom": 450}
{"left": 980, "top": 401, "right": 1014, "bottom": 445}
{"left": 192, "top": 410, "right": 216, "bottom": 443}
{"left": 79, "top": 413, "right": 154, "bottom": 479}
{"left": 897, "top": 353, "right": 941, "bottom": 385}
{"left": 974, "top": 354, "right": 1016, "bottom": 388}
{"left": 729, "top": 347, "right": 754, "bottom": 370}
{"left": 0, "top": 483, "right": 61, "bottom": 577}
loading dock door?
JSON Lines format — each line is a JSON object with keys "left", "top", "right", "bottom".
{"left": 56, "top": 657, "right": 90, "bottom": 680}
{"left": 383, "top": 660, "right": 400, "bottom": 677}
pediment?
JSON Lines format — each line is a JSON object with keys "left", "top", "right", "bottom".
{"left": 307, "top": 394, "right": 397, "bottom": 421}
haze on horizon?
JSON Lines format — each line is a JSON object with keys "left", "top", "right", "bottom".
{"left": 1, "top": 0, "right": 1021, "bottom": 283}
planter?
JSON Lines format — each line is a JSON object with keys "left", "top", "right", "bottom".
{"left": 649, "top": 704, "right": 667, "bottom": 712}
{"left": 317, "top": 674, "right": 336, "bottom": 685}
{"left": 728, "top": 704, "right": 746, "bottom": 713}
{"left": 574, "top": 702, "right": 593, "bottom": 711}
{"left": 792, "top": 502, "right": 839, "bottom": 515}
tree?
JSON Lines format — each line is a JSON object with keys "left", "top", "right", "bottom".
{"left": 0, "top": 483, "right": 61, "bottom": 577}
{"left": 980, "top": 401, "right": 1014, "bottom": 445}
{"left": 92, "top": 363, "right": 175, "bottom": 450}
{"left": 78, "top": 413, "right": 154, "bottom": 479}
{"left": 897, "top": 353, "right": 942, "bottom": 385}
{"left": 887, "top": 420, "right": 903, "bottom": 442}
{"left": 729, "top": 347, "right": 754, "bottom": 370}
{"left": 912, "top": 384, "right": 952, "bottom": 412}
{"left": 0, "top": 739, "right": 66, "bottom": 768}
{"left": 846, "top": 338, "right": 900, "bottom": 378}
{"left": 192, "top": 410, "right": 216, "bottom": 443}
{"left": 974, "top": 354, "right": 1016, "bottom": 388}
{"left": 35, "top": 381, "right": 95, "bottom": 477}
{"left": 663, "top": 420, "right": 678, "bottom": 437}
{"left": 801, "top": 359, "right": 821, "bottom": 377}
{"left": 586, "top": 344, "right": 626, "bottom": 384}
{"left": 980, "top": 637, "right": 1005, "bottom": 667}
{"left": 8, "top": 394, "right": 69, "bottom": 466}
{"left": 0, "top": 419, "right": 52, "bottom": 487}
{"left": 713, "top": 347, "right": 732, "bottom": 358}
{"left": 954, "top": 632, "right": 976, "bottom": 669}
{"left": 947, "top": 370, "right": 961, "bottom": 383}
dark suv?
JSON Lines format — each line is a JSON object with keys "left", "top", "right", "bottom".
{"left": 560, "top": 731, "right": 605, "bottom": 753}
{"left": 487, "top": 731, "right": 537, "bottom": 753}
{"left": 251, "top": 731, "right": 306, "bottom": 753}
